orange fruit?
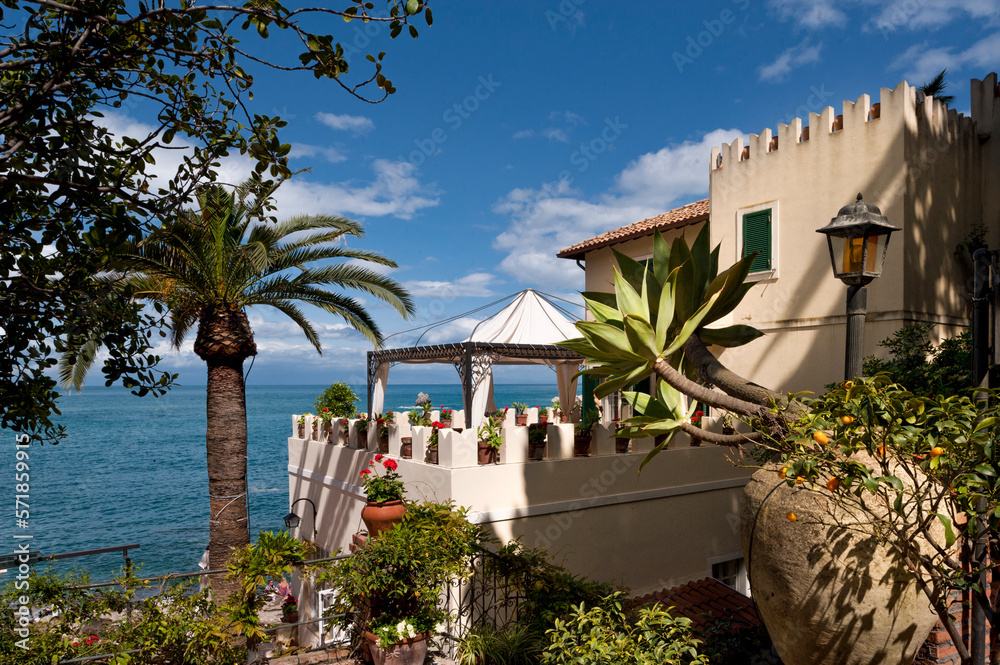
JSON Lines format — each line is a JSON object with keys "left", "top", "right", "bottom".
{"left": 777, "top": 467, "right": 788, "bottom": 479}
{"left": 795, "top": 476, "right": 806, "bottom": 485}
{"left": 845, "top": 381, "right": 854, "bottom": 389}
{"left": 786, "top": 512, "right": 797, "bottom": 521}
{"left": 930, "top": 446, "right": 945, "bottom": 458}
{"left": 813, "top": 431, "right": 829, "bottom": 445}
{"left": 840, "top": 415, "right": 854, "bottom": 425}
{"left": 826, "top": 477, "right": 840, "bottom": 491}
{"left": 877, "top": 445, "right": 885, "bottom": 456}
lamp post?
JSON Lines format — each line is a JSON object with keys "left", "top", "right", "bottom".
{"left": 283, "top": 497, "right": 318, "bottom": 537}
{"left": 816, "top": 194, "right": 900, "bottom": 381}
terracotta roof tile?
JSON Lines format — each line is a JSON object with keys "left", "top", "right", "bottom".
{"left": 631, "top": 577, "right": 759, "bottom": 630}
{"left": 556, "top": 199, "right": 709, "bottom": 260}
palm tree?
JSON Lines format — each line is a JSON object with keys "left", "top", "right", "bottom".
{"left": 61, "top": 183, "right": 414, "bottom": 598}
{"left": 920, "top": 69, "right": 954, "bottom": 106}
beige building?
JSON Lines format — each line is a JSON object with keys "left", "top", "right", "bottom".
{"left": 559, "top": 73, "right": 1000, "bottom": 395}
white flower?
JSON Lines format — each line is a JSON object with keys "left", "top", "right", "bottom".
{"left": 435, "top": 621, "right": 447, "bottom": 633}
{"left": 406, "top": 623, "right": 416, "bottom": 638}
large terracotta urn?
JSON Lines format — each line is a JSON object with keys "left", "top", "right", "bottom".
{"left": 741, "top": 466, "right": 942, "bottom": 665}
{"left": 364, "top": 631, "right": 428, "bottom": 665}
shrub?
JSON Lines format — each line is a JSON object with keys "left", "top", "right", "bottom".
{"left": 457, "top": 624, "right": 541, "bottom": 665}
{"left": 541, "top": 593, "right": 708, "bottom": 665}
{"left": 314, "top": 381, "right": 358, "bottom": 418}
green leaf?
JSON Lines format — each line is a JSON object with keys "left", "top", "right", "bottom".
{"left": 623, "top": 315, "right": 659, "bottom": 361}
{"left": 662, "top": 291, "right": 721, "bottom": 357}
{"left": 612, "top": 267, "right": 647, "bottom": 319}
{"left": 935, "top": 513, "right": 957, "bottom": 548}
{"left": 698, "top": 324, "right": 763, "bottom": 348}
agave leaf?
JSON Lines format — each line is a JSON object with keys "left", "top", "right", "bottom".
{"left": 556, "top": 337, "right": 629, "bottom": 364}
{"left": 698, "top": 324, "right": 764, "bottom": 348}
{"left": 583, "top": 295, "right": 624, "bottom": 325}
{"left": 709, "top": 245, "right": 720, "bottom": 284}
{"left": 651, "top": 230, "right": 672, "bottom": 285}
{"left": 613, "top": 250, "right": 650, "bottom": 293}
{"left": 706, "top": 282, "right": 756, "bottom": 324}
{"left": 581, "top": 290, "right": 618, "bottom": 309}
{"left": 670, "top": 239, "right": 696, "bottom": 323}
{"left": 653, "top": 268, "right": 677, "bottom": 351}
{"left": 613, "top": 267, "right": 648, "bottom": 320}
{"left": 594, "top": 363, "right": 654, "bottom": 399}
{"left": 623, "top": 314, "right": 659, "bottom": 361}
{"left": 690, "top": 223, "right": 712, "bottom": 297}
{"left": 639, "top": 434, "right": 675, "bottom": 473}
{"left": 663, "top": 291, "right": 721, "bottom": 357}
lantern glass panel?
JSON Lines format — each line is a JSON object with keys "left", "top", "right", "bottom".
{"left": 843, "top": 234, "right": 879, "bottom": 274}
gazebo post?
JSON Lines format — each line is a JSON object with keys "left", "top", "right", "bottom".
{"left": 463, "top": 342, "right": 473, "bottom": 430}
{"left": 366, "top": 350, "right": 374, "bottom": 417}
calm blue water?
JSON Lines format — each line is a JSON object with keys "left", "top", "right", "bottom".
{"left": 13, "top": 384, "right": 562, "bottom": 582}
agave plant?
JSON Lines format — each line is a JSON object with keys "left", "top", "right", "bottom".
{"left": 557, "top": 225, "right": 767, "bottom": 467}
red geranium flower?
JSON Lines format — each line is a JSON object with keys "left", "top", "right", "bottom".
{"left": 360, "top": 468, "right": 371, "bottom": 476}
{"left": 374, "top": 453, "right": 384, "bottom": 461}
{"left": 384, "top": 459, "right": 398, "bottom": 471}
{"left": 432, "top": 421, "right": 443, "bottom": 429}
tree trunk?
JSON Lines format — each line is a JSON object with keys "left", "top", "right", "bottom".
{"left": 204, "top": 357, "right": 250, "bottom": 601}
{"left": 195, "top": 307, "right": 256, "bottom": 602}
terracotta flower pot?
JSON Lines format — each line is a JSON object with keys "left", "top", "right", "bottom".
{"left": 297, "top": 423, "right": 305, "bottom": 438}
{"left": 311, "top": 424, "right": 319, "bottom": 440}
{"left": 378, "top": 435, "right": 389, "bottom": 454}
{"left": 440, "top": 418, "right": 452, "bottom": 428}
{"left": 361, "top": 499, "right": 406, "bottom": 538}
{"left": 615, "top": 437, "right": 630, "bottom": 454}
{"left": 477, "top": 441, "right": 499, "bottom": 465}
{"left": 364, "top": 631, "right": 429, "bottom": 665}
{"left": 538, "top": 415, "right": 548, "bottom": 425}
{"left": 282, "top": 610, "right": 299, "bottom": 624}
{"left": 325, "top": 423, "right": 333, "bottom": 443}
{"left": 515, "top": 414, "right": 527, "bottom": 426}
{"left": 426, "top": 446, "right": 438, "bottom": 465}
{"left": 400, "top": 437, "right": 412, "bottom": 459}
{"left": 574, "top": 434, "right": 592, "bottom": 457}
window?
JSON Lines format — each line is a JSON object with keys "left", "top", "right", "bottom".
{"left": 711, "top": 556, "right": 749, "bottom": 596}
{"left": 742, "top": 208, "right": 772, "bottom": 272}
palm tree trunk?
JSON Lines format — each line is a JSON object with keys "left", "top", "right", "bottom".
{"left": 204, "top": 356, "right": 250, "bottom": 601}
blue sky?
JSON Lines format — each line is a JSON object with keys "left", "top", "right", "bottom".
{"left": 101, "top": 0, "right": 1000, "bottom": 387}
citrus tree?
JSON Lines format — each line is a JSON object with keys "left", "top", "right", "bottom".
{"left": 557, "top": 225, "right": 1000, "bottom": 662}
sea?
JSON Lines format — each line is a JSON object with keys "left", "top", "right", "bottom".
{"left": 7, "top": 384, "right": 563, "bottom": 583}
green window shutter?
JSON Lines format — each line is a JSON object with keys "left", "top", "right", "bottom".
{"left": 742, "top": 209, "right": 772, "bottom": 272}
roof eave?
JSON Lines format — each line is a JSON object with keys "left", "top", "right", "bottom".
{"left": 556, "top": 213, "right": 709, "bottom": 262}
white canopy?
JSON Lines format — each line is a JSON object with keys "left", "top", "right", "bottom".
{"left": 367, "top": 290, "right": 584, "bottom": 429}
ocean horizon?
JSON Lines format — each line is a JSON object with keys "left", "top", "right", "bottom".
{"left": 7, "top": 383, "right": 567, "bottom": 583}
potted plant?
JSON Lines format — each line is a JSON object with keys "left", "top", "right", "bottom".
{"left": 552, "top": 398, "right": 565, "bottom": 423}
{"left": 354, "top": 413, "right": 369, "bottom": 447}
{"left": 376, "top": 411, "right": 393, "bottom": 454}
{"left": 439, "top": 405, "right": 453, "bottom": 428}
{"left": 317, "top": 502, "right": 481, "bottom": 665}
{"left": 301, "top": 412, "right": 317, "bottom": 440}
{"left": 297, "top": 414, "right": 307, "bottom": 439}
{"left": 688, "top": 409, "right": 705, "bottom": 447}
{"left": 319, "top": 408, "right": 334, "bottom": 442}
{"left": 477, "top": 415, "right": 503, "bottom": 465}
{"left": 537, "top": 406, "right": 548, "bottom": 425}
{"left": 574, "top": 409, "right": 599, "bottom": 457}
{"left": 613, "top": 419, "right": 630, "bottom": 454}
{"left": 512, "top": 402, "right": 528, "bottom": 426}
{"left": 281, "top": 594, "right": 299, "bottom": 624}
{"left": 426, "top": 421, "right": 444, "bottom": 464}
{"left": 359, "top": 454, "right": 406, "bottom": 538}
{"left": 527, "top": 424, "right": 546, "bottom": 461}
{"left": 314, "top": 381, "right": 359, "bottom": 419}
{"left": 720, "top": 412, "right": 736, "bottom": 435}
{"left": 407, "top": 409, "right": 422, "bottom": 427}
{"left": 421, "top": 402, "right": 433, "bottom": 426}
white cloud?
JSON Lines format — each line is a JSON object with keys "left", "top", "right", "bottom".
{"left": 492, "top": 128, "right": 741, "bottom": 290}
{"left": 419, "top": 317, "right": 482, "bottom": 344}
{"left": 290, "top": 143, "right": 347, "bottom": 163}
{"left": 94, "top": 112, "right": 440, "bottom": 220}
{"left": 872, "top": 0, "right": 1000, "bottom": 33}
{"left": 512, "top": 129, "right": 535, "bottom": 139}
{"left": 543, "top": 128, "right": 570, "bottom": 143}
{"left": 889, "top": 34, "right": 1000, "bottom": 87}
{"left": 549, "top": 110, "right": 587, "bottom": 126}
{"left": 402, "top": 272, "right": 498, "bottom": 298}
{"left": 758, "top": 39, "right": 823, "bottom": 83}
{"left": 314, "top": 112, "right": 375, "bottom": 133}
{"left": 767, "top": 0, "right": 847, "bottom": 28}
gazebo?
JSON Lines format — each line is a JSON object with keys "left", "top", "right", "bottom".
{"left": 366, "top": 289, "right": 585, "bottom": 429}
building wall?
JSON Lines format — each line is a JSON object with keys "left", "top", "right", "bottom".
{"left": 286, "top": 420, "right": 750, "bottom": 645}
{"left": 582, "top": 222, "right": 708, "bottom": 295}
{"left": 705, "top": 76, "right": 998, "bottom": 394}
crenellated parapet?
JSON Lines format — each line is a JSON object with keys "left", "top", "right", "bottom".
{"left": 710, "top": 76, "right": 997, "bottom": 176}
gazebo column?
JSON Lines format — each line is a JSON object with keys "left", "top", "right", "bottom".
{"left": 463, "top": 343, "right": 473, "bottom": 429}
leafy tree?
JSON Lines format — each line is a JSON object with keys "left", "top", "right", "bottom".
{"left": 314, "top": 381, "right": 359, "bottom": 418}
{"left": 60, "top": 182, "right": 414, "bottom": 598}
{"left": 863, "top": 322, "right": 972, "bottom": 397}
{"left": 559, "top": 226, "right": 1000, "bottom": 663}
{"left": 1, "top": 0, "right": 432, "bottom": 443}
